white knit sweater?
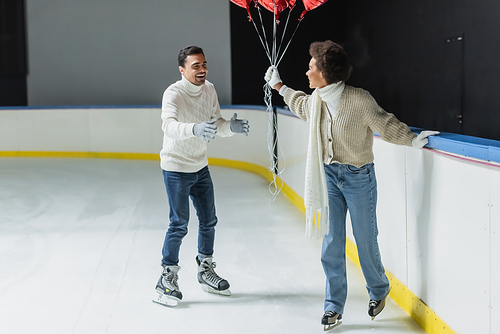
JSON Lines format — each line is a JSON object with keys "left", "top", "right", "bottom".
{"left": 160, "top": 75, "right": 233, "bottom": 172}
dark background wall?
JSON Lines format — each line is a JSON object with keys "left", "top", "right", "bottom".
{"left": 230, "top": 0, "right": 500, "bottom": 141}
{"left": 0, "top": 0, "right": 27, "bottom": 106}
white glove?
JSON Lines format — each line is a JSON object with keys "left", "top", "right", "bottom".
{"left": 264, "top": 66, "right": 282, "bottom": 88}
{"left": 412, "top": 130, "right": 440, "bottom": 149}
{"left": 193, "top": 119, "right": 217, "bottom": 143}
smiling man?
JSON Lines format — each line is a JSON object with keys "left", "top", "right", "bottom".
{"left": 153, "top": 45, "right": 249, "bottom": 307}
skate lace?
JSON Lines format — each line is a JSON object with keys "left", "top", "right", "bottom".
{"left": 163, "top": 271, "right": 180, "bottom": 290}
{"left": 202, "top": 261, "right": 224, "bottom": 285}
{"left": 369, "top": 300, "right": 378, "bottom": 308}
{"left": 324, "top": 311, "right": 336, "bottom": 318}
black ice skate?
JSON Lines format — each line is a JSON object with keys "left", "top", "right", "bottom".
{"left": 153, "top": 265, "right": 183, "bottom": 307}
{"left": 195, "top": 256, "right": 231, "bottom": 296}
{"left": 321, "top": 311, "right": 342, "bottom": 331}
{"left": 368, "top": 297, "right": 386, "bottom": 320}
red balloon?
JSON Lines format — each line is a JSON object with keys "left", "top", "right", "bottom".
{"left": 299, "top": 0, "right": 328, "bottom": 19}
{"left": 257, "top": 0, "right": 296, "bottom": 20}
{"left": 230, "top": 0, "right": 254, "bottom": 21}
{"left": 230, "top": 0, "right": 252, "bottom": 9}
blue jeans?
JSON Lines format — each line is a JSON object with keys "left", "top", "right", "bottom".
{"left": 321, "top": 163, "right": 390, "bottom": 314}
{"left": 161, "top": 166, "right": 218, "bottom": 266}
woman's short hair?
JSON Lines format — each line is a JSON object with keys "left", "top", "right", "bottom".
{"left": 178, "top": 46, "right": 204, "bottom": 67}
{"left": 309, "top": 40, "right": 352, "bottom": 84}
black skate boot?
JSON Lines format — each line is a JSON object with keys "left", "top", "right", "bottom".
{"left": 321, "top": 311, "right": 342, "bottom": 331}
{"left": 368, "top": 298, "right": 386, "bottom": 320}
{"left": 153, "top": 265, "right": 183, "bottom": 307}
{"left": 195, "top": 256, "right": 231, "bottom": 296}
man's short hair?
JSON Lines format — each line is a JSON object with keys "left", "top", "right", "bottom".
{"left": 309, "top": 41, "right": 352, "bottom": 84}
{"left": 178, "top": 45, "right": 205, "bottom": 67}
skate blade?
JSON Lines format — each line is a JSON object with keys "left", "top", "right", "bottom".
{"left": 370, "top": 303, "right": 386, "bottom": 320}
{"left": 152, "top": 292, "right": 179, "bottom": 307}
{"left": 200, "top": 284, "right": 231, "bottom": 296}
{"left": 323, "top": 320, "right": 342, "bottom": 331}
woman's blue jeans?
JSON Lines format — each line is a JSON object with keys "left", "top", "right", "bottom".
{"left": 161, "top": 166, "right": 217, "bottom": 266}
{"left": 322, "top": 163, "right": 390, "bottom": 314}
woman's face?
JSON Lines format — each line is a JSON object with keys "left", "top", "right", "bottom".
{"left": 306, "top": 57, "right": 328, "bottom": 89}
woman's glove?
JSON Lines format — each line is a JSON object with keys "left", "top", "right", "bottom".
{"left": 264, "top": 66, "right": 282, "bottom": 88}
{"left": 412, "top": 130, "right": 440, "bottom": 149}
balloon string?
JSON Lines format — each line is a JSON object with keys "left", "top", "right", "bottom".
{"left": 272, "top": 22, "right": 277, "bottom": 65}
{"left": 250, "top": 1, "right": 293, "bottom": 202}
{"left": 250, "top": 9, "right": 271, "bottom": 62}
{"left": 263, "top": 82, "right": 286, "bottom": 203}
{"left": 267, "top": 1, "right": 290, "bottom": 202}
{"left": 267, "top": 1, "right": 282, "bottom": 202}
{"left": 256, "top": 6, "right": 272, "bottom": 62}
{"left": 275, "top": 18, "right": 301, "bottom": 67}
{"left": 250, "top": 3, "right": 298, "bottom": 67}
{"left": 275, "top": 8, "right": 292, "bottom": 61}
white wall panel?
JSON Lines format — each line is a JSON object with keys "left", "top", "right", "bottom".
{"left": 277, "top": 113, "right": 309, "bottom": 199}
{"left": 406, "top": 149, "right": 491, "bottom": 334}
{"left": 17, "top": 110, "right": 90, "bottom": 152}
{"left": 373, "top": 138, "right": 409, "bottom": 285}
{"left": 0, "top": 111, "right": 20, "bottom": 151}
{"left": 147, "top": 109, "right": 164, "bottom": 155}
{"left": 88, "top": 108, "right": 161, "bottom": 153}
{"left": 491, "top": 166, "right": 500, "bottom": 334}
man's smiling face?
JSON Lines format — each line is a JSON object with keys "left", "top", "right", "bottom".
{"left": 179, "top": 53, "right": 207, "bottom": 86}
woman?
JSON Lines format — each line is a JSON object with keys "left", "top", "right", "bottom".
{"left": 265, "top": 40, "right": 438, "bottom": 330}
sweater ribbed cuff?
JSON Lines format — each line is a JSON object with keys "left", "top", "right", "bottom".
{"left": 279, "top": 85, "right": 289, "bottom": 96}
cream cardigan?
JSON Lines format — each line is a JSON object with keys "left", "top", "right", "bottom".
{"left": 283, "top": 85, "right": 416, "bottom": 168}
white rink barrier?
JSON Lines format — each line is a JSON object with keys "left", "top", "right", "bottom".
{"left": 1, "top": 105, "right": 500, "bottom": 334}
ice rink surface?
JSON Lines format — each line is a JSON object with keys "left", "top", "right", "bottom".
{"left": 0, "top": 158, "right": 425, "bottom": 334}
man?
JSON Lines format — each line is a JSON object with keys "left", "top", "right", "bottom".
{"left": 153, "top": 45, "right": 249, "bottom": 307}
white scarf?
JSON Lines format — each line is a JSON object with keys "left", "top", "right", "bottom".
{"left": 304, "top": 81, "right": 345, "bottom": 238}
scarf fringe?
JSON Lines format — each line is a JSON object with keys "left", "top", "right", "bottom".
{"left": 305, "top": 206, "right": 330, "bottom": 238}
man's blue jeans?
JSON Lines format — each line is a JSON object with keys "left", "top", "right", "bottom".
{"left": 322, "top": 162, "right": 390, "bottom": 314}
{"left": 161, "top": 166, "right": 217, "bottom": 266}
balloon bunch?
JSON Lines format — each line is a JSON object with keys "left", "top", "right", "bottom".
{"left": 231, "top": 0, "right": 329, "bottom": 67}
{"left": 231, "top": 0, "right": 327, "bottom": 20}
